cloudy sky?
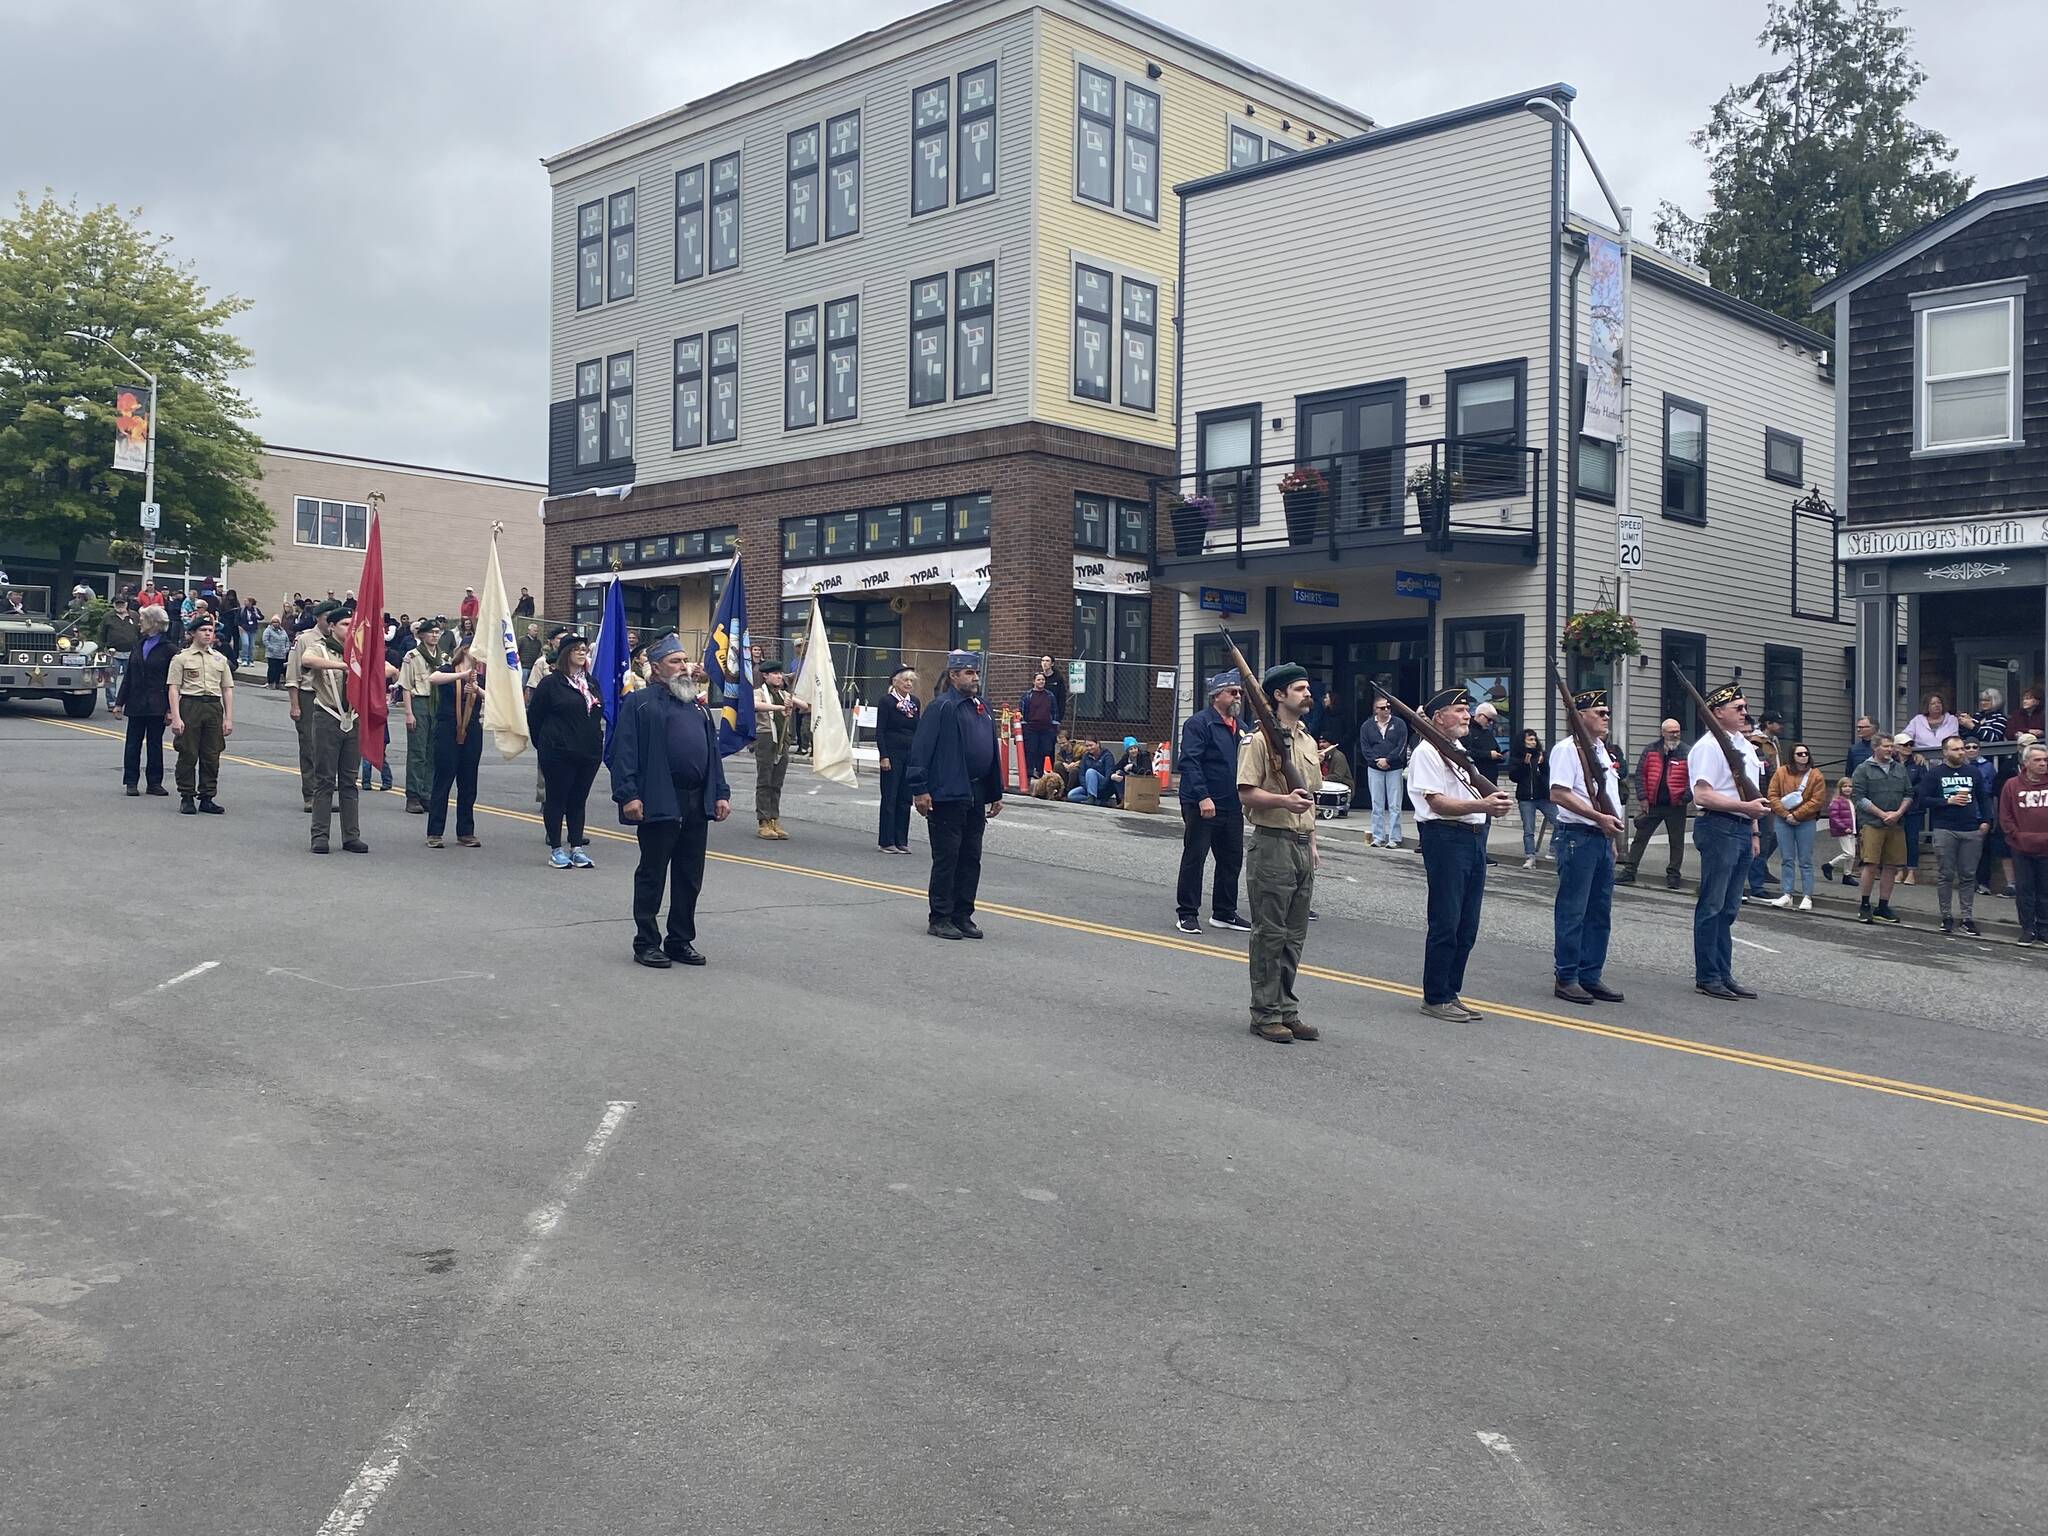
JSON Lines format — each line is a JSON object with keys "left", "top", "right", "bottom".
{"left": 4, "top": 0, "right": 2035, "bottom": 483}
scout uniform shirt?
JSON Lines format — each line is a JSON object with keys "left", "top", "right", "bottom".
{"left": 166, "top": 645, "right": 234, "bottom": 698}
{"left": 1547, "top": 736, "right": 1620, "bottom": 826}
{"left": 285, "top": 628, "right": 318, "bottom": 694}
{"left": 1407, "top": 740, "right": 1489, "bottom": 825}
{"left": 308, "top": 635, "right": 357, "bottom": 732}
{"left": 1237, "top": 724, "right": 1323, "bottom": 832}
{"left": 398, "top": 645, "right": 436, "bottom": 702}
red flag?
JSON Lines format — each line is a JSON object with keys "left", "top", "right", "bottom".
{"left": 346, "top": 512, "right": 389, "bottom": 770}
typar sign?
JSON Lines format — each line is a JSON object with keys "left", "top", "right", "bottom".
{"left": 1838, "top": 513, "right": 2048, "bottom": 563}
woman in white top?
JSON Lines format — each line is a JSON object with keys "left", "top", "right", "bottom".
{"left": 1906, "top": 692, "right": 1957, "bottom": 754}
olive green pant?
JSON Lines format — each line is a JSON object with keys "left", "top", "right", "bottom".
{"left": 1246, "top": 828, "right": 1314, "bottom": 1024}
{"left": 404, "top": 699, "right": 434, "bottom": 807}
{"left": 173, "top": 695, "right": 225, "bottom": 801}
{"left": 757, "top": 743, "right": 789, "bottom": 823}
{"left": 294, "top": 686, "right": 316, "bottom": 804}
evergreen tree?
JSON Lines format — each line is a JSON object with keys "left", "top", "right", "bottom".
{"left": 1654, "top": 0, "right": 1972, "bottom": 332}
{"left": 0, "top": 194, "right": 269, "bottom": 599}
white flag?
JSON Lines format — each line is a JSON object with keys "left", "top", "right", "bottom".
{"left": 794, "top": 596, "right": 856, "bottom": 787}
{"left": 475, "top": 530, "right": 531, "bottom": 760}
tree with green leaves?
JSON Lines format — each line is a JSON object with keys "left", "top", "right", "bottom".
{"left": 1653, "top": 0, "right": 1973, "bottom": 333}
{"left": 0, "top": 193, "right": 269, "bottom": 601}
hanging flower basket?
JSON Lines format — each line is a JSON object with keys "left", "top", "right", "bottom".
{"left": 1279, "top": 465, "right": 1327, "bottom": 546}
{"left": 1562, "top": 608, "right": 1641, "bottom": 661}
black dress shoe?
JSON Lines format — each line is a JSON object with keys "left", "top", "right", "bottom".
{"left": 146, "top": 784, "right": 170, "bottom": 797}
{"left": 665, "top": 943, "right": 706, "bottom": 966}
{"left": 341, "top": 839, "right": 369, "bottom": 853}
{"left": 1582, "top": 982, "right": 1625, "bottom": 1003}
{"left": 928, "top": 919, "right": 964, "bottom": 940}
{"left": 1725, "top": 982, "right": 1758, "bottom": 1000}
{"left": 1553, "top": 980, "right": 1595, "bottom": 1004}
{"left": 954, "top": 918, "right": 984, "bottom": 940}
{"left": 1614, "top": 867, "right": 1636, "bottom": 885}
{"left": 179, "top": 797, "right": 197, "bottom": 815}
{"left": 634, "top": 949, "right": 673, "bottom": 969}
{"left": 125, "top": 784, "right": 141, "bottom": 797}
{"left": 1695, "top": 981, "right": 1739, "bottom": 1000}
{"left": 198, "top": 799, "right": 224, "bottom": 814}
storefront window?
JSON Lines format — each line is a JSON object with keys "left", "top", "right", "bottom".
{"left": 1072, "top": 590, "right": 1107, "bottom": 717}
{"left": 1110, "top": 593, "right": 1150, "bottom": 722}
{"left": 1444, "top": 618, "right": 1520, "bottom": 742}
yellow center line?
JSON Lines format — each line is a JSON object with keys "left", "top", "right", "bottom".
{"left": 33, "top": 714, "right": 2048, "bottom": 1127}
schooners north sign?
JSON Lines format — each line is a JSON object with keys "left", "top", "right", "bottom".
{"left": 1839, "top": 513, "right": 2048, "bottom": 562}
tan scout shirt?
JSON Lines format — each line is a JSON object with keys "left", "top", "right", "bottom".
{"left": 285, "top": 629, "right": 318, "bottom": 692}
{"left": 1237, "top": 724, "right": 1324, "bottom": 833}
{"left": 307, "top": 637, "right": 357, "bottom": 730}
{"left": 166, "top": 645, "right": 234, "bottom": 699}
{"left": 398, "top": 647, "right": 436, "bottom": 699}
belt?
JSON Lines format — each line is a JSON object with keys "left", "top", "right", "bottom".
{"left": 178, "top": 691, "right": 222, "bottom": 701}
{"left": 1420, "top": 819, "right": 1485, "bottom": 835}
{"left": 1701, "top": 809, "right": 1749, "bottom": 823}
{"left": 1252, "top": 825, "right": 1312, "bottom": 844}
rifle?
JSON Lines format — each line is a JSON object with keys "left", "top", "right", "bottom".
{"left": 1549, "top": 667, "right": 1625, "bottom": 852}
{"left": 1220, "top": 631, "right": 1306, "bottom": 794}
{"left": 1371, "top": 682, "right": 1501, "bottom": 798}
{"left": 1667, "top": 662, "right": 1760, "bottom": 802}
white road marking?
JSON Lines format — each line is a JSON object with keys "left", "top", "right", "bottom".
{"left": 1730, "top": 935, "right": 1781, "bottom": 953}
{"left": 1476, "top": 1430, "right": 1571, "bottom": 1533}
{"left": 312, "top": 1101, "right": 635, "bottom": 1536}
{"left": 266, "top": 967, "right": 493, "bottom": 992}
{"left": 158, "top": 961, "right": 219, "bottom": 990}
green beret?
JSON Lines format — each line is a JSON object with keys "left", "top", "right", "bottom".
{"left": 315, "top": 600, "right": 348, "bottom": 621}
{"left": 1261, "top": 662, "right": 1309, "bottom": 695}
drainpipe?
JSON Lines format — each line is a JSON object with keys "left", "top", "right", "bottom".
{"left": 1558, "top": 239, "right": 1587, "bottom": 742}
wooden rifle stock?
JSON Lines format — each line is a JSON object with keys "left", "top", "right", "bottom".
{"left": 1220, "top": 631, "right": 1306, "bottom": 793}
{"left": 1549, "top": 668, "right": 1625, "bottom": 852}
{"left": 1667, "top": 663, "right": 1760, "bottom": 801}
{"left": 1372, "top": 684, "right": 1501, "bottom": 798}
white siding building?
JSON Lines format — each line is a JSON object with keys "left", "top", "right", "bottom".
{"left": 1161, "top": 86, "right": 1848, "bottom": 766}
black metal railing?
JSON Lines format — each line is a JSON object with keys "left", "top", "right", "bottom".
{"left": 1149, "top": 439, "right": 1543, "bottom": 569}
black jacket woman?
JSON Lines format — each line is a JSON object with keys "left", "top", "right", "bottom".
{"left": 1508, "top": 728, "right": 1554, "bottom": 865}
{"left": 875, "top": 664, "right": 921, "bottom": 853}
{"left": 111, "top": 603, "right": 176, "bottom": 795}
{"left": 526, "top": 634, "right": 607, "bottom": 867}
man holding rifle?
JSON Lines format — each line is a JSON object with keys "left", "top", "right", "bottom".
{"left": 1548, "top": 688, "right": 1627, "bottom": 1005}
{"left": 1236, "top": 663, "right": 1323, "bottom": 1044}
{"left": 1407, "top": 688, "right": 1515, "bottom": 1022}
{"left": 1688, "top": 682, "right": 1770, "bottom": 1001}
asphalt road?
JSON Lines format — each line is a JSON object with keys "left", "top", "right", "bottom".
{"left": 5, "top": 688, "right": 2045, "bottom": 1535}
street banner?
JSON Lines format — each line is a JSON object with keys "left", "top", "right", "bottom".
{"left": 704, "top": 554, "right": 755, "bottom": 755}
{"left": 592, "top": 572, "right": 629, "bottom": 766}
{"left": 1584, "top": 233, "right": 1624, "bottom": 444}
{"left": 795, "top": 596, "right": 856, "bottom": 787}
{"left": 475, "top": 528, "right": 531, "bottom": 759}
{"left": 345, "top": 513, "right": 389, "bottom": 770}
{"left": 113, "top": 384, "right": 150, "bottom": 473}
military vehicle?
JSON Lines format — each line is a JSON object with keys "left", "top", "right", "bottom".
{"left": 0, "top": 611, "right": 103, "bottom": 717}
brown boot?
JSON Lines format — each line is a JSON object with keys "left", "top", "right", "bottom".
{"left": 772, "top": 820, "right": 791, "bottom": 840}
{"left": 758, "top": 822, "right": 778, "bottom": 839}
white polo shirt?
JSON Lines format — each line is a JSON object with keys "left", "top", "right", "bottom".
{"left": 1687, "top": 732, "right": 1761, "bottom": 804}
{"left": 1408, "top": 740, "right": 1488, "bottom": 825}
{"left": 1548, "top": 737, "right": 1620, "bottom": 827}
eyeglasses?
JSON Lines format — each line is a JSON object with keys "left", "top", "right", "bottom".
{"left": 1589, "top": 709, "right": 1611, "bottom": 718}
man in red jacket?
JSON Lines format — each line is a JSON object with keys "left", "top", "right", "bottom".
{"left": 1616, "top": 717, "right": 1690, "bottom": 889}
{"left": 1999, "top": 740, "right": 2048, "bottom": 945}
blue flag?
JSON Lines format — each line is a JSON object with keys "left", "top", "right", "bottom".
{"left": 704, "top": 554, "right": 755, "bottom": 756}
{"left": 592, "top": 572, "right": 629, "bottom": 765}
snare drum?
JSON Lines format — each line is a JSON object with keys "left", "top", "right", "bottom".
{"left": 1314, "top": 784, "right": 1352, "bottom": 820}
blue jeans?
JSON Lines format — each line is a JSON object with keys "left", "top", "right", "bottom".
{"left": 1519, "top": 797, "right": 1555, "bottom": 856}
{"left": 1693, "top": 813, "right": 1752, "bottom": 987}
{"left": 1367, "top": 766, "right": 1405, "bottom": 844}
{"left": 1067, "top": 767, "right": 1108, "bottom": 803}
{"left": 1746, "top": 833, "right": 1775, "bottom": 894}
{"left": 1419, "top": 821, "right": 1487, "bottom": 1004}
{"left": 106, "top": 653, "right": 127, "bottom": 708}
{"left": 1773, "top": 817, "right": 1817, "bottom": 898}
{"left": 1552, "top": 824, "right": 1613, "bottom": 985}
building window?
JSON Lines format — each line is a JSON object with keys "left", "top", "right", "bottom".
{"left": 863, "top": 503, "right": 902, "bottom": 553}
{"left": 906, "top": 499, "right": 948, "bottom": 548}
{"left": 825, "top": 296, "right": 859, "bottom": 423}
{"left": 910, "top": 273, "right": 947, "bottom": 406}
{"left": 1765, "top": 428, "right": 1803, "bottom": 486}
{"left": 1265, "top": 139, "right": 1297, "bottom": 160}
{"left": 1446, "top": 361, "right": 1526, "bottom": 498}
{"left": 673, "top": 336, "right": 703, "bottom": 450}
{"left": 1662, "top": 394, "right": 1707, "bottom": 523}
{"left": 293, "top": 496, "right": 370, "bottom": 551}
{"left": 1073, "top": 493, "right": 1108, "bottom": 550}
{"left": 605, "top": 352, "right": 634, "bottom": 462}
{"left": 953, "top": 491, "right": 992, "bottom": 542}
{"left": 1444, "top": 617, "right": 1522, "bottom": 741}
{"left": 954, "top": 262, "right": 993, "bottom": 399}
{"left": 1196, "top": 404, "right": 1259, "bottom": 526}
{"left": 574, "top": 359, "right": 601, "bottom": 466}
{"left": 782, "top": 517, "right": 819, "bottom": 562}
{"left": 1073, "top": 264, "right": 1112, "bottom": 402}
{"left": 607, "top": 189, "right": 636, "bottom": 301}
{"left": 1120, "top": 277, "right": 1156, "bottom": 412}
{"left": 785, "top": 308, "right": 818, "bottom": 430}
{"left": 674, "top": 165, "right": 704, "bottom": 282}
{"left": 782, "top": 496, "right": 988, "bottom": 567}
{"left": 1195, "top": 630, "right": 1258, "bottom": 695}
{"left": 912, "top": 78, "right": 950, "bottom": 216}
{"left": 709, "top": 152, "right": 740, "bottom": 273}
{"left": 1110, "top": 593, "right": 1151, "bottom": 719}
{"left": 957, "top": 64, "right": 996, "bottom": 202}
{"left": 708, "top": 325, "right": 739, "bottom": 444}
{"left": 1764, "top": 644, "right": 1803, "bottom": 742}
{"left": 576, "top": 200, "right": 603, "bottom": 310}
{"left": 1073, "top": 594, "right": 1150, "bottom": 719}
{"left": 1572, "top": 364, "right": 1615, "bottom": 503}
{"left": 826, "top": 111, "right": 860, "bottom": 240}
{"left": 1075, "top": 66, "right": 1115, "bottom": 206}
{"left": 786, "top": 125, "right": 819, "bottom": 252}
{"left": 1122, "top": 84, "right": 1159, "bottom": 221}
{"left": 1917, "top": 293, "right": 2022, "bottom": 451}
{"left": 1660, "top": 630, "right": 1707, "bottom": 728}
{"left": 952, "top": 593, "right": 989, "bottom": 655}
{"left": 1228, "top": 124, "right": 1261, "bottom": 169}
{"left": 1115, "top": 497, "right": 1149, "bottom": 558}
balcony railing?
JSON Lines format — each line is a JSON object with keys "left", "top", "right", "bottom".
{"left": 1150, "top": 438, "right": 1543, "bottom": 570}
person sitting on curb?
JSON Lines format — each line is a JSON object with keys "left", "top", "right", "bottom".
{"left": 1064, "top": 740, "right": 1121, "bottom": 805}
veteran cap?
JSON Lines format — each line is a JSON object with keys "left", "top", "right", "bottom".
{"left": 1573, "top": 688, "right": 1609, "bottom": 711}
{"left": 1705, "top": 682, "right": 1745, "bottom": 708}
{"left": 946, "top": 649, "right": 982, "bottom": 672}
{"left": 1424, "top": 686, "right": 1473, "bottom": 714}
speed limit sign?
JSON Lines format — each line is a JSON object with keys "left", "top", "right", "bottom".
{"left": 1617, "top": 513, "right": 1644, "bottom": 572}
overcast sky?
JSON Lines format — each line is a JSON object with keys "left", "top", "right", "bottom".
{"left": 5, "top": 0, "right": 2037, "bottom": 483}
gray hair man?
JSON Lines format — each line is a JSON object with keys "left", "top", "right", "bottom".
{"left": 1175, "top": 669, "right": 1250, "bottom": 935}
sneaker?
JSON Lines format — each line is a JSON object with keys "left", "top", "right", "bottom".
{"left": 1858, "top": 904, "right": 1873, "bottom": 924}
{"left": 2003, "top": 885, "right": 2017, "bottom": 899}
{"left": 955, "top": 918, "right": 985, "bottom": 940}
{"left": 549, "top": 847, "right": 573, "bottom": 869}
{"left": 1739, "top": 894, "right": 1751, "bottom": 905}
{"left": 457, "top": 835, "right": 482, "bottom": 848}
{"left": 1174, "top": 916, "right": 1200, "bottom": 934}
{"left": 1522, "top": 857, "right": 1536, "bottom": 870}
{"left": 1306, "top": 908, "right": 1318, "bottom": 921}
{"left": 1872, "top": 904, "right": 1901, "bottom": 925}
{"left": 1769, "top": 894, "right": 1794, "bottom": 908}
{"left": 1962, "top": 919, "right": 1982, "bottom": 937}
{"left": 1664, "top": 871, "right": 1682, "bottom": 890}
{"left": 124, "top": 784, "right": 140, "bottom": 797}
{"left": 570, "top": 848, "right": 595, "bottom": 869}
{"left": 198, "top": 799, "right": 224, "bottom": 815}
{"left": 425, "top": 836, "right": 444, "bottom": 849}
{"left": 1941, "top": 916, "right": 1954, "bottom": 934}
{"left": 1451, "top": 997, "right": 1485, "bottom": 1021}
{"left": 1418, "top": 1002, "right": 1468, "bottom": 1023}
{"left": 927, "top": 919, "right": 964, "bottom": 940}
{"left": 179, "top": 797, "right": 197, "bottom": 815}
{"left": 146, "top": 784, "right": 170, "bottom": 797}
{"left": 1797, "top": 896, "right": 1813, "bottom": 912}
{"left": 1820, "top": 866, "right": 1834, "bottom": 883}
{"left": 1209, "top": 913, "right": 1253, "bottom": 932}
{"left": 341, "top": 839, "right": 369, "bottom": 854}
{"left": 1613, "top": 865, "right": 1633, "bottom": 883}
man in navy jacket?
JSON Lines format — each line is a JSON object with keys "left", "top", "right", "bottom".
{"left": 612, "top": 635, "right": 732, "bottom": 968}
{"left": 1175, "top": 669, "right": 1250, "bottom": 934}
{"left": 908, "top": 650, "right": 1004, "bottom": 940}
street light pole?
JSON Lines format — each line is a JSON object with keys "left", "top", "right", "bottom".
{"left": 1525, "top": 99, "right": 1634, "bottom": 747}
{"left": 63, "top": 330, "right": 160, "bottom": 594}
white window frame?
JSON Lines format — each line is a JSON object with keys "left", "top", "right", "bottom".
{"left": 1067, "top": 251, "right": 1164, "bottom": 415}
{"left": 1072, "top": 55, "right": 1162, "bottom": 226}
{"left": 1912, "top": 281, "right": 2025, "bottom": 455}
{"left": 292, "top": 496, "right": 370, "bottom": 552}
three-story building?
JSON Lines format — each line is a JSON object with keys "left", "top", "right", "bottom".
{"left": 540, "top": 0, "right": 1368, "bottom": 732}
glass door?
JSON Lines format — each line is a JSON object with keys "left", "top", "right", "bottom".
{"left": 1299, "top": 383, "right": 1404, "bottom": 534}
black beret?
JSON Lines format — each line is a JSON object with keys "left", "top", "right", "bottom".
{"left": 1425, "top": 686, "right": 1472, "bottom": 713}
{"left": 1705, "top": 683, "right": 1744, "bottom": 708}
{"left": 1572, "top": 688, "right": 1608, "bottom": 711}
